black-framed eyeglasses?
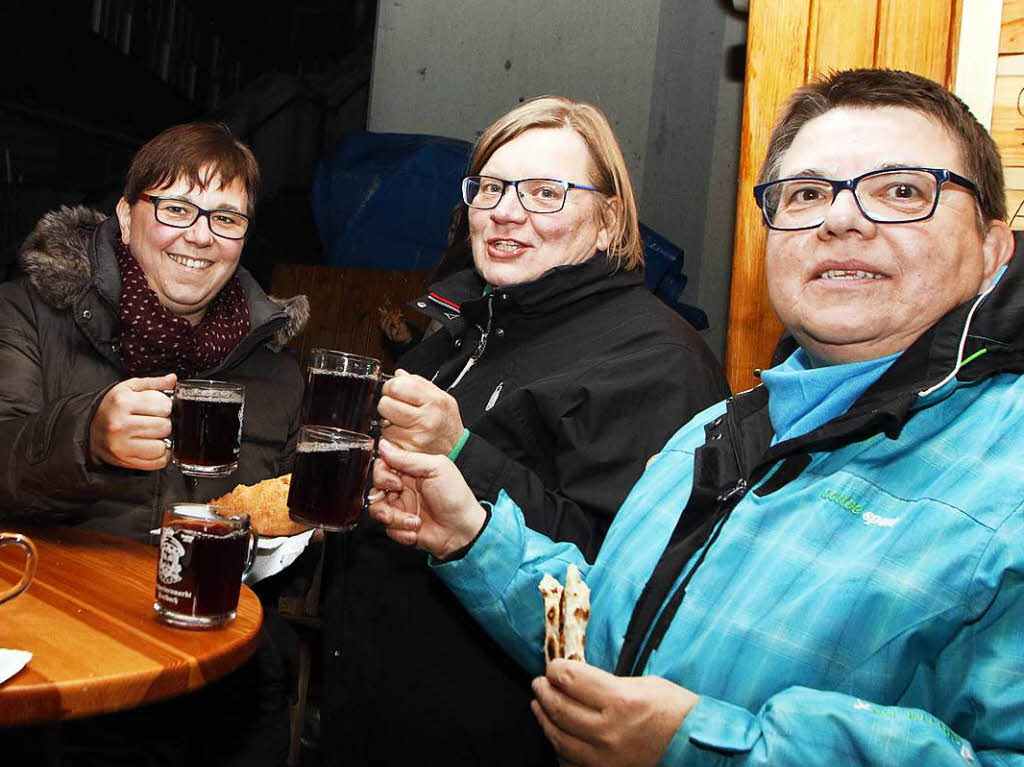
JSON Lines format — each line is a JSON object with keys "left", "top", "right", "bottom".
{"left": 138, "top": 193, "right": 251, "bottom": 239}
{"left": 752, "top": 167, "right": 980, "bottom": 231}
{"left": 461, "top": 175, "right": 602, "bottom": 214}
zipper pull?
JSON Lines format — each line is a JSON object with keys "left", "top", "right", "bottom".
{"left": 448, "top": 295, "right": 494, "bottom": 391}
{"left": 716, "top": 478, "right": 748, "bottom": 504}
{"left": 485, "top": 381, "right": 504, "bottom": 411}
{"left": 473, "top": 293, "right": 494, "bottom": 361}
{"left": 472, "top": 326, "right": 489, "bottom": 361}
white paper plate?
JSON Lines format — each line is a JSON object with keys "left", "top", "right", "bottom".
{"left": 247, "top": 530, "right": 315, "bottom": 584}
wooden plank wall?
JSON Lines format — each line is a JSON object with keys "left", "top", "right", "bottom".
{"left": 993, "top": 0, "right": 1024, "bottom": 228}
{"left": 724, "top": 0, "right": 963, "bottom": 393}
{"left": 271, "top": 264, "right": 431, "bottom": 370}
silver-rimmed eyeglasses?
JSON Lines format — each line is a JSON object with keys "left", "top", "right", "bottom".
{"left": 139, "top": 193, "right": 251, "bottom": 239}
{"left": 752, "top": 167, "right": 980, "bottom": 231}
{"left": 461, "top": 175, "right": 602, "bottom": 214}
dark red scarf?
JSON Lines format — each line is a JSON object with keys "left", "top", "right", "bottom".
{"left": 116, "top": 240, "right": 250, "bottom": 378}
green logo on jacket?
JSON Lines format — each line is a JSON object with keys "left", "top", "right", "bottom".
{"left": 821, "top": 490, "right": 900, "bottom": 528}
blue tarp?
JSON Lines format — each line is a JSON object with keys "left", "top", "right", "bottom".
{"left": 640, "top": 225, "right": 708, "bottom": 330}
{"left": 312, "top": 131, "right": 707, "bottom": 329}
{"left": 312, "top": 131, "right": 470, "bottom": 272}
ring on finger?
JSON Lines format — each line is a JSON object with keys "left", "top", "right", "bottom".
{"left": 162, "top": 438, "right": 172, "bottom": 450}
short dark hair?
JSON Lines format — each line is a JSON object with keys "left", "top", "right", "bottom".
{"left": 123, "top": 122, "right": 260, "bottom": 215}
{"left": 759, "top": 68, "right": 1006, "bottom": 222}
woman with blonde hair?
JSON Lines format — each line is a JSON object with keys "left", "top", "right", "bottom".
{"left": 323, "top": 95, "right": 727, "bottom": 766}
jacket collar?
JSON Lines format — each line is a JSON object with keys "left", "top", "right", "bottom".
{"left": 414, "top": 253, "right": 642, "bottom": 325}
{"left": 18, "top": 206, "right": 309, "bottom": 351}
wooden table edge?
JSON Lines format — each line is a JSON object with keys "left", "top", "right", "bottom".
{"left": 0, "top": 525, "right": 265, "bottom": 726}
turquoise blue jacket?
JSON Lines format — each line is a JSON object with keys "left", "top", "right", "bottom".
{"left": 433, "top": 253, "right": 1024, "bottom": 765}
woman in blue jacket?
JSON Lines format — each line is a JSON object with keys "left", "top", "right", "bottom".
{"left": 368, "top": 69, "right": 1023, "bottom": 766}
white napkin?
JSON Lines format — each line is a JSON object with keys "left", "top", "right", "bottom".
{"left": 246, "top": 530, "right": 315, "bottom": 584}
{"left": 0, "top": 649, "right": 32, "bottom": 685}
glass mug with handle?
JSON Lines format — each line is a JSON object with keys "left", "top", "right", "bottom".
{"left": 300, "top": 350, "right": 381, "bottom": 434}
{"left": 287, "top": 426, "right": 384, "bottom": 532}
{"left": 154, "top": 504, "right": 257, "bottom": 629}
{"left": 0, "top": 532, "right": 37, "bottom": 606}
{"left": 169, "top": 380, "right": 245, "bottom": 477}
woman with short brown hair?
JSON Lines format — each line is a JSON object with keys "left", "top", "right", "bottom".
{"left": 0, "top": 120, "right": 307, "bottom": 544}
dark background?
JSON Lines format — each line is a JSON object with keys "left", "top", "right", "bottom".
{"left": 0, "top": 0, "right": 377, "bottom": 286}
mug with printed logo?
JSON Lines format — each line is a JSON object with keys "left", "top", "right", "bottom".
{"left": 154, "top": 504, "right": 257, "bottom": 629}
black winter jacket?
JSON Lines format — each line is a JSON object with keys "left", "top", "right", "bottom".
{"left": 0, "top": 207, "right": 308, "bottom": 541}
{"left": 323, "top": 256, "right": 728, "bottom": 766}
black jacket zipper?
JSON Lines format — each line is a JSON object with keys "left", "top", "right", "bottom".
{"left": 448, "top": 293, "right": 494, "bottom": 391}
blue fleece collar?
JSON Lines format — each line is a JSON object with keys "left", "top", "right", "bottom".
{"left": 762, "top": 348, "right": 900, "bottom": 445}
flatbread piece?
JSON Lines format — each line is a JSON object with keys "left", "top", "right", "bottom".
{"left": 562, "top": 564, "right": 590, "bottom": 662}
{"left": 538, "top": 565, "right": 590, "bottom": 664}
{"left": 209, "top": 474, "right": 310, "bottom": 537}
{"left": 539, "top": 573, "right": 565, "bottom": 664}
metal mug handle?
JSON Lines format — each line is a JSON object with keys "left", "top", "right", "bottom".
{"left": 242, "top": 527, "right": 259, "bottom": 575}
{"left": 365, "top": 447, "right": 386, "bottom": 505}
{"left": 0, "top": 533, "right": 37, "bottom": 605}
{"left": 162, "top": 388, "right": 175, "bottom": 453}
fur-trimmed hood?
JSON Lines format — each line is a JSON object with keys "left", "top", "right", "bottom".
{"left": 18, "top": 205, "right": 308, "bottom": 351}
{"left": 19, "top": 205, "right": 106, "bottom": 310}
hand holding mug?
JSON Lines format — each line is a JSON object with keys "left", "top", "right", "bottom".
{"left": 89, "top": 374, "right": 177, "bottom": 470}
{"left": 369, "top": 439, "right": 486, "bottom": 558}
{"left": 377, "top": 371, "right": 466, "bottom": 456}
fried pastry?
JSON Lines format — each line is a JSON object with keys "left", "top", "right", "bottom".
{"left": 209, "top": 474, "right": 310, "bottom": 537}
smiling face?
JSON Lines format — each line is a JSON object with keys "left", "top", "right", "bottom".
{"left": 116, "top": 171, "right": 248, "bottom": 325}
{"left": 468, "top": 127, "right": 613, "bottom": 287}
{"left": 765, "top": 106, "right": 1012, "bottom": 364}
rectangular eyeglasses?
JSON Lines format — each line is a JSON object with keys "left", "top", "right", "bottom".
{"left": 752, "top": 167, "right": 980, "bottom": 231}
{"left": 461, "top": 175, "right": 602, "bottom": 214}
{"left": 139, "top": 193, "right": 251, "bottom": 239}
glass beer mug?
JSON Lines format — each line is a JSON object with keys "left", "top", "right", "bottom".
{"left": 169, "top": 380, "right": 245, "bottom": 478}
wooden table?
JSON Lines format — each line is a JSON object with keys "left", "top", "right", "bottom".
{"left": 0, "top": 524, "right": 262, "bottom": 726}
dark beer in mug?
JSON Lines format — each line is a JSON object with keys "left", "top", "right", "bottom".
{"left": 171, "top": 381, "right": 244, "bottom": 477}
{"left": 154, "top": 505, "right": 256, "bottom": 629}
{"left": 300, "top": 350, "right": 381, "bottom": 432}
{"left": 288, "top": 428, "right": 374, "bottom": 532}
{"left": 302, "top": 368, "right": 377, "bottom": 433}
